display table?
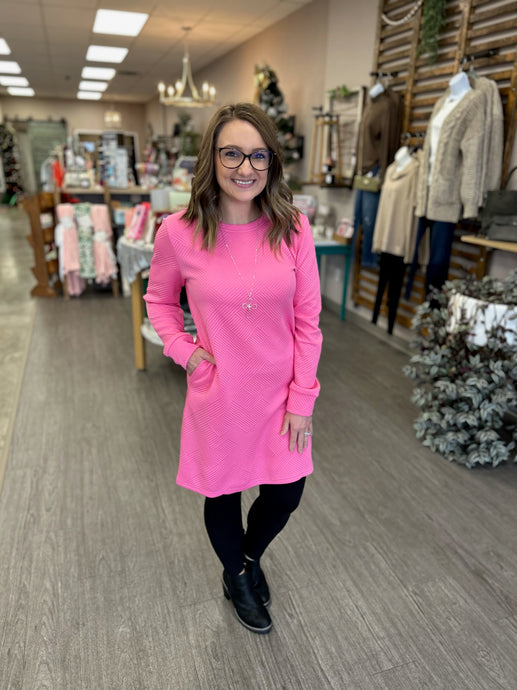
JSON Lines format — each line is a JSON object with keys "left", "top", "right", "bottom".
{"left": 314, "top": 238, "right": 352, "bottom": 321}
{"left": 118, "top": 235, "right": 353, "bottom": 370}
{"left": 117, "top": 236, "right": 155, "bottom": 370}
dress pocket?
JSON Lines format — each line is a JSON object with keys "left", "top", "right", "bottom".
{"left": 187, "top": 359, "right": 216, "bottom": 392}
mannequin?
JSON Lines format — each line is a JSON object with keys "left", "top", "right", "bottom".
{"left": 394, "top": 145, "right": 412, "bottom": 172}
{"left": 355, "top": 77, "right": 402, "bottom": 269}
{"left": 406, "top": 67, "right": 485, "bottom": 304}
{"left": 448, "top": 70, "right": 471, "bottom": 100}
{"left": 369, "top": 81, "right": 384, "bottom": 99}
{"left": 371, "top": 148, "right": 419, "bottom": 333}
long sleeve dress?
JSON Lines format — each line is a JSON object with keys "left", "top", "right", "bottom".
{"left": 144, "top": 211, "right": 322, "bottom": 497}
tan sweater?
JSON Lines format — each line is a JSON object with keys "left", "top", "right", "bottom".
{"left": 372, "top": 155, "right": 420, "bottom": 262}
{"left": 474, "top": 77, "right": 504, "bottom": 197}
{"left": 415, "top": 89, "right": 485, "bottom": 222}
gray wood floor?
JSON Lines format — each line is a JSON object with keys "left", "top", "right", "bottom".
{"left": 1, "top": 206, "right": 517, "bottom": 689}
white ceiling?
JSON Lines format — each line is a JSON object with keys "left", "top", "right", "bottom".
{"left": 0, "top": 0, "right": 312, "bottom": 104}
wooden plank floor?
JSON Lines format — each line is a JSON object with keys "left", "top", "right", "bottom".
{"left": 1, "top": 207, "right": 517, "bottom": 689}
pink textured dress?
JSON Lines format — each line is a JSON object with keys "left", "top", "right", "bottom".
{"left": 144, "top": 211, "right": 322, "bottom": 497}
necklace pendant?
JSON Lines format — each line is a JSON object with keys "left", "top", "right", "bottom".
{"left": 242, "top": 299, "right": 257, "bottom": 311}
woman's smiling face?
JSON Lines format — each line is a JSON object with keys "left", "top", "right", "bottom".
{"left": 215, "top": 119, "right": 269, "bottom": 214}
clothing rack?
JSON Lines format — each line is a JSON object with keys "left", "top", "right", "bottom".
{"left": 460, "top": 48, "right": 499, "bottom": 66}
{"left": 369, "top": 70, "right": 399, "bottom": 80}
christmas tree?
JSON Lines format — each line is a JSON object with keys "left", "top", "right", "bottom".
{"left": 253, "top": 64, "right": 303, "bottom": 168}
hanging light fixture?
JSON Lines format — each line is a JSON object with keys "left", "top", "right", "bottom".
{"left": 158, "top": 27, "right": 216, "bottom": 108}
{"left": 104, "top": 106, "right": 122, "bottom": 129}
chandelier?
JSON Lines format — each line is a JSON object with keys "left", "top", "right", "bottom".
{"left": 158, "top": 27, "right": 216, "bottom": 108}
{"left": 104, "top": 107, "right": 122, "bottom": 128}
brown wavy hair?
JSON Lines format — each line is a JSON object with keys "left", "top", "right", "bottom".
{"left": 182, "top": 102, "right": 300, "bottom": 251}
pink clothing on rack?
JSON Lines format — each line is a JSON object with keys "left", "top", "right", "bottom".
{"left": 144, "top": 212, "right": 322, "bottom": 497}
{"left": 126, "top": 202, "right": 150, "bottom": 240}
{"left": 91, "top": 204, "right": 118, "bottom": 285}
{"left": 55, "top": 203, "right": 85, "bottom": 296}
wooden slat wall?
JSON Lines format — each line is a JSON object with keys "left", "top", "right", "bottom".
{"left": 352, "top": 0, "right": 517, "bottom": 330}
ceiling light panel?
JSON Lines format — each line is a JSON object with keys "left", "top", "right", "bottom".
{"left": 79, "top": 80, "right": 108, "bottom": 92}
{"left": 7, "top": 86, "right": 34, "bottom": 96}
{"left": 86, "top": 46, "right": 128, "bottom": 64}
{"left": 81, "top": 67, "right": 116, "bottom": 80}
{"left": 0, "top": 60, "right": 22, "bottom": 74}
{"left": 0, "top": 76, "right": 29, "bottom": 87}
{"left": 93, "top": 9, "right": 149, "bottom": 37}
{"left": 0, "top": 38, "right": 11, "bottom": 55}
{"left": 77, "top": 91, "right": 102, "bottom": 100}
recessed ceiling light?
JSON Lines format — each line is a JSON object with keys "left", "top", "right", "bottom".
{"left": 0, "top": 39, "right": 11, "bottom": 55}
{"left": 0, "top": 76, "right": 28, "bottom": 87}
{"left": 7, "top": 86, "right": 34, "bottom": 97}
{"left": 79, "top": 80, "right": 108, "bottom": 92}
{"left": 86, "top": 45, "right": 128, "bottom": 64}
{"left": 93, "top": 9, "right": 148, "bottom": 37}
{"left": 0, "top": 60, "right": 22, "bottom": 74}
{"left": 77, "top": 91, "right": 102, "bottom": 100}
{"left": 81, "top": 66, "right": 116, "bottom": 80}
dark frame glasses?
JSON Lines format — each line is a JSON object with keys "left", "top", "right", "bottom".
{"left": 216, "top": 146, "right": 275, "bottom": 171}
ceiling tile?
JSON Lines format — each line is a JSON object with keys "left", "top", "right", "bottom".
{"left": 0, "top": 0, "right": 313, "bottom": 104}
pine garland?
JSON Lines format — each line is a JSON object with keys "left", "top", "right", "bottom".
{"left": 418, "top": 0, "right": 447, "bottom": 64}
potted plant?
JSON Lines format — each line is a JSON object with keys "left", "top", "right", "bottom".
{"left": 403, "top": 271, "right": 517, "bottom": 468}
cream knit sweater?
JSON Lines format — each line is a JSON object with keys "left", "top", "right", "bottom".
{"left": 415, "top": 89, "right": 485, "bottom": 222}
{"left": 474, "top": 77, "right": 504, "bottom": 198}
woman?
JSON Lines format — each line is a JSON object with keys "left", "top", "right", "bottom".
{"left": 144, "top": 103, "right": 322, "bottom": 634}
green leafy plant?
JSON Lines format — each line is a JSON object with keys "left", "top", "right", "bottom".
{"left": 328, "top": 85, "right": 354, "bottom": 102}
{"left": 403, "top": 271, "right": 517, "bottom": 468}
{"left": 418, "top": 0, "right": 447, "bottom": 64}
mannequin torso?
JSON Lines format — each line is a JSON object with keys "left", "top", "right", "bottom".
{"left": 448, "top": 71, "right": 471, "bottom": 100}
{"left": 428, "top": 71, "right": 472, "bottom": 183}
{"left": 394, "top": 145, "right": 412, "bottom": 172}
{"left": 369, "top": 81, "right": 384, "bottom": 99}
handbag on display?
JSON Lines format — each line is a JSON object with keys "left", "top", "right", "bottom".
{"left": 352, "top": 173, "right": 381, "bottom": 193}
{"left": 481, "top": 166, "right": 517, "bottom": 242}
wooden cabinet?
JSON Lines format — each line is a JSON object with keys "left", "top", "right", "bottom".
{"left": 22, "top": 191, "right": 62, "bottom": 297}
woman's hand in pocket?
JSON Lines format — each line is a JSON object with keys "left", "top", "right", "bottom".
{"left": 187, "top": 347, "right": 216, "bottom": 376}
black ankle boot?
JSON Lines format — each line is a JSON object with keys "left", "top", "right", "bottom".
{"left": 222, "top": 570, "right": 272, "bottom": 634}
{"left": 244, "top": 557, "right": 271, "bottom": 607}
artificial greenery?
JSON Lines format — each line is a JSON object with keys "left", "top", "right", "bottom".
{"left": 403, "top": 271, "right": 517, "bottom": 468}
{"left": 177, "top": 113, "right": 200, "bottom": 156}
{"left": 418, "top": 0, "right": 447, "bottom": 64}
{"left": 328, "top": 84, "right": 354, "bottom": 102}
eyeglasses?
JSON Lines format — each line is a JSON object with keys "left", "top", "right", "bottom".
{"left": 216, "top": 147, "right": 275, "bottom": 171}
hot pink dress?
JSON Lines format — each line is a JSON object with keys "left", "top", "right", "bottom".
{"left": 144, "top": 211, "right": 322, "bottom": 497}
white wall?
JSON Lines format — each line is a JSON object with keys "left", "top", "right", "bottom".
{"left": 0, "top": 97, "right": 147, "bottom": 158}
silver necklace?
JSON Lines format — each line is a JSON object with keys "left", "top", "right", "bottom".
{"left": 222, "top": 234, "right": 259, "bottom": 312}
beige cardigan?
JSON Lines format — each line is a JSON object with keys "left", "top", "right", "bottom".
{"left": 474, "top": 76, "right": 504, "bottom": 197}
{"left": 415, "top": 89, "right": 485, "bottom": 222}
{"left": 372, "top": 155, "right": 420, "bottom": 263}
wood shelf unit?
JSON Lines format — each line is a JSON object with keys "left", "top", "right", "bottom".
{"left": 22, "top": 191, "right": 62, "bottom": 298}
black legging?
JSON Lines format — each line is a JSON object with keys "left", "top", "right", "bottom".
{"left": 204, "top": 478, "right": 306, "bottom": 576}
{"left": 372, "top": 252, "right": 406, "bottom": 335}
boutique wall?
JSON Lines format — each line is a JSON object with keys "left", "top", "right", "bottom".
{"left": 0, "top": 98, "right": 147, "bottom": 160}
